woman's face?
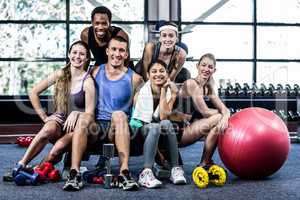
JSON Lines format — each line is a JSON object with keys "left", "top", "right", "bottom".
{"left": 68, "top": 44, "right": 88, "bottom": 70}
{"left": 159, "top": 29, "right": 177, "bottom": 49}
{"left": 197, "top": 57, "right": 216, "bottom": 80}
{"left": 148, "top": 63, "right": 168, "bottom": 86}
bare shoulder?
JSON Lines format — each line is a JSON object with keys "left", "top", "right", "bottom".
{"left": 145, "top": 42, "right": 155, "bottom": 51}
{"left": 182, "top": 79, "right": 198, "bottom": 95}
{"left": 132, "top": 72, "right": 143, "bottom": 86}
{"left": 83, "top": 75, "right": 95, "bottom": 89}
{"left": 185, "top": 79, "right": 197, "bottom": 88}
{"left": 115, "top": 27, "right": 129, "bottom": 41}
{"left": 91, "top": 65, "right": 100, "bottom": 77}
{"left": 143, "top": 42, "right": 155, "bottom": 60}
{"left": 54, "top": 68, "right": 64, "bottom": 79}
{"left": 80, "top": 27, "right": 90, "bottom": 43}
{"left": 178, "top": 48, "right": 187, "bottom": 60}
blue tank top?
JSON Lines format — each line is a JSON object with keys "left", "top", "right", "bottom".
{"left": 94, "top": 64, "right": 133, "bottom": 120}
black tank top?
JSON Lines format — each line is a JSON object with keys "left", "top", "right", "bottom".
{"left": 88, "top": 26, "right": 122, "bottom": 66}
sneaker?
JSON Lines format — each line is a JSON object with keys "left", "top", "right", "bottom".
{"left": 170, "top": 167, "right": 187, "bottom": 185}
{"left": 63, "top": 169, "right": 83, "bottom": 191}
{"left": 118, "top": 169, "right": 139, "bottom": 191}
{"left": 138, "top": 168, "right": 162, "bottom": 188}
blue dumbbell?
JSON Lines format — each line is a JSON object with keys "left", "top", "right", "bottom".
{"left": 14, "top": 170, "right": 39, "bottom": 186}
{"left": 12, "top": 163, "right": 24, "bottom": 177}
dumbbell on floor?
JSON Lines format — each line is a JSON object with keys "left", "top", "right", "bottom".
{"left": 14, "top": 170, "right": 39, "bottom": 186}
{"left": 34, "top": 162, "right": 60, "bottom": 182}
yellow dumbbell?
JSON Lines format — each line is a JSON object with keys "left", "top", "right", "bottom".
{"left": 192, "top": 166, "right": 209, "bottom": 189}
{"left": 207, "top": 165, "right": 227, "bottom": 186}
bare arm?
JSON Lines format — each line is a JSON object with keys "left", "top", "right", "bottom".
{"left": 181, "top": 79, "right": 218, "bottom": 118}
{"left": 132, "top": 73, "right": 144, "bottom": 97}
{"left": 132, "top": 90, "right": 140, "bottom": 107}
{"left": 116, "top": 29, "right": 129, "bottom": 42}
{"left": 159, "top": 81, "right": 178, "bottom": 120}
{"left": 80, "top": 27, "right": 89, "bottom": 44}
{"left": 169, "top": 48, "right": 186, "bottom": 81}
{"left": 210, "top": 90, "right": 229, "bottom": 116}
{"left": 209, "top": 89, "right": 230, "bottom": 132}
{"left": 91, "top": 65, "right": 100, "bottom": 78}
{"left": 63, "top": 76, "right": 96, "bottom": 133}
{"left": 29, "top": 69, "right": 62, "bottom": 122}
{"left": 83, "top": 76, "right": 96, "bottom": 116}
{"left": 141, "top": 43, "right": 155, "bottom": 81}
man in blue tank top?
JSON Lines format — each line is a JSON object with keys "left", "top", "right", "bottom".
{"left": 63, "top": 36, "right": 143, "bottom": 191}
{"left": 80, "top": 6, "right": 132, "bottom": 67}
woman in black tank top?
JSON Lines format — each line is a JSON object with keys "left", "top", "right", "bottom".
{"left": 136, "top": 22, "right": 187, "bottom": 82}
{"left": 173, "top": 53, "right": 230, "bottom": 168}
{"left": 12, "top": 41, "right": 96, "bottom": 173}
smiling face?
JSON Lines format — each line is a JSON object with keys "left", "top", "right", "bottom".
{"left": 68, "top": 44, "right": 89, "bottom": 70}
{"left": 106, "top": 38, "right": 128, "bottom": 68}
{"left": 197, "top": 56, "right": 216, "bottom": 80}
{"left": 92, "top": 13, "right": 110, "bottom": 39}
{"left": 159, "top": 29, "right": 177, "bottom": 49}
{"left": 147, "top": 62, "right": 168, "bottom": 87}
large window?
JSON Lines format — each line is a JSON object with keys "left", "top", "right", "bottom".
{"left": 181, "top": 0, "right": 300, "bottom": 86}
{"left": 0, "top": 0, "right": 145, "bottom": 95}
{"left": 1, "top": 0, "right": 299, "bottom": 95}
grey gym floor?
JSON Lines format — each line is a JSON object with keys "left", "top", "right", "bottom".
{"left": 1, "top": 142, "right": 299, "bottom": 200}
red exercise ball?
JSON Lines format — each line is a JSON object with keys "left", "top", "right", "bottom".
{"left": 218, "top": 107, "right": 290, "bottom": 179}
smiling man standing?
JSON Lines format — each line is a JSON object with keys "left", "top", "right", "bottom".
{"left": 81, "top": 6, "right": 131, "bottom": 66}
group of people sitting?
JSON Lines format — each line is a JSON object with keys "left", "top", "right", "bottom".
{"left": 11, "top": 6, "right": 230, "bottom": 191}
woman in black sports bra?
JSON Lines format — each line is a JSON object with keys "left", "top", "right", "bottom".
{"left": 175, "top": 53, "right": 230, "bottom": 168}
{"left": 12, "top": 41, "right": 96, "bottom": 173}
{"left": 137, "top": 22, "right": 187, "bottom": 82}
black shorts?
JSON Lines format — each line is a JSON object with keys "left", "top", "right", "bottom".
{"left": 89, "top": 120, "right": 144, "bottom": 156}
{"left": 190, "top": 111, "right": 204, "bottom": 122}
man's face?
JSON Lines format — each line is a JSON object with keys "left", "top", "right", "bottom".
{"left": 106, "top": 39, "right": 128, "bottom": 68}
{"left": 92, "top": 13, "right": 110, "bottom": 39}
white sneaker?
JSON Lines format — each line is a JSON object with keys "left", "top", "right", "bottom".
{"left": 138, "top": 168, "right": 162, "bottom": 188}
{"left": 170, "top": 167, "right": 187, "bottom": 185}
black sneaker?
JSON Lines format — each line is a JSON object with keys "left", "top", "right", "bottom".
{"left": 63, "top": 169, "right": 83, "bottom": 191}
{"left": 118, "top": 169, "right": 139, "bottom": 191}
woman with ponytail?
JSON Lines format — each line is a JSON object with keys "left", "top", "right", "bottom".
{"left": 176, "top": 53, "right": 230, "bottom": 168}
{"left": 12, "top": 40, "right": 95, "bottom": 175}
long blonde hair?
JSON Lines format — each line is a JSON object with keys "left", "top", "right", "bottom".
{"left": 198, "top": 53, "right": 216, "bottom": 96}
{"left": 53, "top": 41, "right": 91, "bottom": 114}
